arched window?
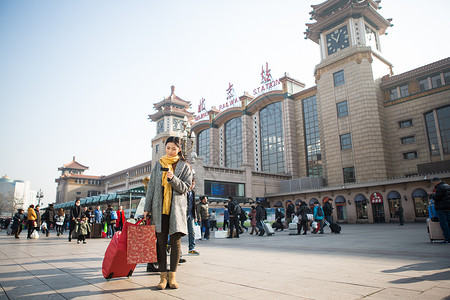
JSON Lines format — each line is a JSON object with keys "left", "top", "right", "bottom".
{"left": 354, "top": 194, "right": 368, "bottom": 219}
{"left": 259, "top": 102, "right": 285, "bottom": 173}
{"left": 225, "top": 117, "right": 243, "bottom": 168}
{"left": 387, "top": 190, "right": 402, "bottom": 218}
{"left": 335, "top": 195, "right": 347, "bottom": 220}
{"left": 309, "top": 198, "right": 318, "bottom": 208}
{"left": 197, "top": 129, "right": 210, "bottom": 165}
{"left": 412, "top": 188, "right": 428, "bottom": 218}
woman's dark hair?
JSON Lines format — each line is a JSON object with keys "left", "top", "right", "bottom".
{"left": 165, "top": 136, "right": 186, "bottom": 161}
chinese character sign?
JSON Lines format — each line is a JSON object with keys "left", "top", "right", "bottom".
{"left": 253, "top": 62, "right": 281, "bottom": 96}
{"left": 194, "top": 98, "right": 208, "bottom": 122}
{"left": 219, "top": 82, "right": 240, "bottom": 111}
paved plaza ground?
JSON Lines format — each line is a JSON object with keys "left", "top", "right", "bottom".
{"left": 0, "top": 223, "right": 449, "bottom": 300}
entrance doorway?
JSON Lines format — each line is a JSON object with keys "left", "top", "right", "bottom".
{"left": 372, "top": 203, "right": 385, "bottom": 223}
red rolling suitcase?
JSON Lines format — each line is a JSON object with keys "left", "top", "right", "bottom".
{"left": 102, "top": 231, "right": 137, "bottom": 280}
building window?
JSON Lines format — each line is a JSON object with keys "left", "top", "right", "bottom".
{"left": 430, "top": 74, "right": 442, "bottom": 88}
{"left": 302, "top": 95, "right": 322, "bottom": 177}
{"left": 260, "top": 102, "right": 285, "bottom": 173}
{"left": 437, "top": 106, "right": 450, "bottom": 154}
{"left": 340, "top": 133, "right": 352, "bottom": 150}
{"left": 355, "top": 195, "right": 368, "bottom": 219}
{"left": 155, "top": 144, "right": 159, "bottom": 154}
{"left": 399, "top": 84, "right": 409, "bottom": 97}
{"left": 389, "top": 88, "right": 399, "bottom": 100}
{"left": 225, "top": 117, "right": 243, "bottom": 168}
{"left": 403, "top": 151, "right": 418, "bottom": 159}
{"left": 418, "top": 78, "right": 429, "bottom": 91}
{"left": 401, "top": 136, "right": 415, "bottom": 144}
{"left": 412, "top": 189, "right": 428, "bottom": 218}
{"left": 333, "top": 70, "right": 345, "bottom": 86}
{"left": 343, "top": 167, "right": 355, "bottom": 183}
{"left": 444, "top": 71, "right": 450, "bottom": 84}
{"left": 336, "top": 101, "right": 348, "bottom": 117}
{"left": 335, "top": 196, "right": 347, "bottom": 220}
{"left": 425, "top": 106, "right": 450, "bottom": 156}
{"left": 197, "top": 129, "right": 210, "bottom": 165}
{"left": 398, "top": 119, "right": 413, "bottom": 128}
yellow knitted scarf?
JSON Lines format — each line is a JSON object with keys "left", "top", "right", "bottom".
{"left": 160, "top": 155, "right": 180, "bottom": 215}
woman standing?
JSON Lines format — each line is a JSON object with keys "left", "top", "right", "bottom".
{"left": 144, "top": 136, "right": 193, "bottom": 290}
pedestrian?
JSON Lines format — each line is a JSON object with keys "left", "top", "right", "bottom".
{"left": 94, "top": 206, "right": 103, "bottom": 224}
{"left": 255, "top": 201, "right": 266, "bottom": 236}
{"left": 26, "top": 204, "right": 37, "bottom": 239}
{"left": 227, "top": 196, "right": 240, "bottom": 238}
{"left": 44, "top": 204, "right": 56, "bottom": 237}
{"left": 34, "top": 205, "right": 41, "bottom": 233}
{"left": 395, "top": 204, "right": 404, "bottom": 226}
{"left": 105, "top": 205, "right": 116, "bottom": 238}
{"left": 248, "top": 205, "right": 259, "bottom": 235}
{"left": 210, "top": 210, "right": 218, "bottom": 231}
{"left": 69, "top": 199, "right": 83, "bottom": 242}
{"left": 76, "top": 216, "right": 90, "bottom": 244}
{"left": 55, "top": 208, "right": 65, "bottom": 236}
{"left": 286, "top": 202, "right": 295, "bottom": 224}
{"left": 223, "top": 205, "right": 229, "bottom": 230}
{"left": 296, "top": 201, "right": 310, "bottom": 235}
{"left": 144, "top": 136, "right": 193, "bottom": 290}
{"left": 116, "top": 206, "right": 126, "bottom": 231}
{"left": 273, "top": 207, "right": 284, "bottom": 231}
{"left": 186, "top": 179, "right": 199, "bottom": 255}
{"left": 11, "top": 208, "right": 25, "bottom": 239}
{"left": 430, "top": 177, "right": 450, "bottom": 243}
{"left": 313, "top": 201, "right": 325, "bottom": 234}
{"left": 323, "top": 199, "right": 334, "bottom": 229}
{"left": 197, "top": 196, "right": 210, "bottom": 240}
{"left": 239, "top": 209, "right": 248, "bottom": 233}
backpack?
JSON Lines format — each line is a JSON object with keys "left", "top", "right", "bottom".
{"left": 234, "top": 204, "right": 242, "bottom": 216}
{"left": 323, "top": 202, "right": 332, "bottom": 215}
{"left": 316, "top": 206, "right": 324, "bottom": 217}
{"left": 239, "top": 210, "right": 247, "bottom": 222}
{"left": 110, "top": 210, "right": 118, "bottom": 220}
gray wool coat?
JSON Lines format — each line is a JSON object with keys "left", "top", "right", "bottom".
{"left": 144, "top": 160, "right": 193, "bottom": 236}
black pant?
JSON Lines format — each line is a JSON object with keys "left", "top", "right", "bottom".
{"left": 229, "top": 216, "right": 240, "bottom": 238}
{"left": 210, "top": 220, "right": 218, "bottom": 231}
{"left": 298, "top": 221, "right": 308, "bottom": 234}
{"left": 223, "top": 220, "right": 229, "bottom": 230}
{"left": 157, "top": 215, "right": 182, "bottom": 272}
{"left": 13, "top": 226, "right": 22, "bottom": 238}
{"left": 27, "top": 220, "right": 35, "bottom": 238}
{"left": 201, "top": 219, "right": 210, "bottom": 239}
{"left": 78, "top": 234, "right": 86, "bottom": 242}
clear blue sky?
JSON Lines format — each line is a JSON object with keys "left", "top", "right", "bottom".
{"left": 0, "top": 0, "right": 449, "bottom": 206}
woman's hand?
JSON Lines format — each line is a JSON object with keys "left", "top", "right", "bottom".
{"left": 166, "top": 170, "right": 174, "bottom": 180}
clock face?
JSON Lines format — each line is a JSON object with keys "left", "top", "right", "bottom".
{"left": 157, "top": 120, "right": 164, "bottom": 134}
{"left": 326, "top": 25, "right": 350, "bottom": 55}
{"left": 173, "top": 118, "right": 182, "bottom": 130}
{"left": 365, "top": 25, "right": 378, "bottom": 50}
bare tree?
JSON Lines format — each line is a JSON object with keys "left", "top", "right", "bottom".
{"left": 0, "top": 193, "right": 14, "bottom": 217}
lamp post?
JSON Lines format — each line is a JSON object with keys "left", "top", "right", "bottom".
{"left": 36, "top": 189, "right": 44, "bottom": 207}
{"left": 178, "top": 116, "right": 196, "bottom": 154}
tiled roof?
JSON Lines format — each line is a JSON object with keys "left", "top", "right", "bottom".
{"left": 60, "top": 156, "right": 89, "bottom": 170}
{"left": 59, "top": 174, "right": 102, "bottom": 180}
{"left": 380, "top": 57, "right": 450, "bottom": 86}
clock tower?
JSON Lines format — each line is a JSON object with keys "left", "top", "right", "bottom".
{"left": 305, "top": 0, "right": 393, "bottom": 185}
{"left": 148, "top": 86, "right": 194, "bottom": 162}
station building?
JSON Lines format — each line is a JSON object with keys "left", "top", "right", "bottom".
{"left": 54, "top": 0, "right": 450, "bottom": 224}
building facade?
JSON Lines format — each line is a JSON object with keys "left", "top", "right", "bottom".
{"left": 0, "top": 175, "right": 35, "bottom": 216}
{"left": 184, "top": 0, "right": 450, "bottom": 223}
{"left": 54, "top": 0, "right": 449, "bottom": 224}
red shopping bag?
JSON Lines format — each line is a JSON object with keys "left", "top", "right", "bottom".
{"left": 126, "top": 223, "right": 157, "bottom": 264}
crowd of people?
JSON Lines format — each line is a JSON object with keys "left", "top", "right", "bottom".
{"left": 7, "top": 201, "right": 131, "bottom": 243}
